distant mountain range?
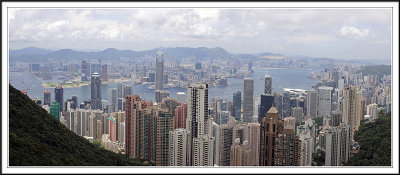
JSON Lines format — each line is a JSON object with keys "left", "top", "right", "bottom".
{"left": 9, "top": 46, "right": 391, "bottom": 65}
{"left": 8, "top": 47, "right": 287, "bottom": 63}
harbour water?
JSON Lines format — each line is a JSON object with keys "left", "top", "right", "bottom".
{"left": 9, "top": 67, "right": 321, "bottom": 105}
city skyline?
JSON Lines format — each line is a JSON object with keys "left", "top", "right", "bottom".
{"left": 8, "top": 7, "right": 391, "bottom": 61}
{"left": 3, "top": 2, "right": 398, "bottom": 174}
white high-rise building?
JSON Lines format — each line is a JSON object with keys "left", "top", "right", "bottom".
{"left": 296, "top": 117, "right": 316, "bottom": 153}
{"left": 169, "top": 128, "right": 191, "bottom": 166}
{"left": 193, "top": 135, "right": 215, "bottom": 166}
{"left": 318, "top": 86, "right": 333, "bottom": 118}
{"left": 299, "top": 130, "right": 313, "bottom": 166}
{"left": 186, "top": 83, "right": 215, "bottom": 166}
{"left": 324, "top": 123, "right": 351, "bottom": 166}
{"left": 120, "top": 122, "right": 125, "bottom": 149}
{"left": 366, "top": 103, "right": 378, "bottom": 120}
{"left": 186, "top": 83, "right": 210, "bottom": 138}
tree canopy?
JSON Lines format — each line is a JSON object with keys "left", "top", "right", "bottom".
{"left": 345, "top": 112, "right": 391, "bottom": 166}
{"left": 9, "top": 84, "right": 147, "bottom": 166}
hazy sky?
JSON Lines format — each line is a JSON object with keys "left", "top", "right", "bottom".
{"left": 8, "top": 8, "right": 392, "bottom": 61}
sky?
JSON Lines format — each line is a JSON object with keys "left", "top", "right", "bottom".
{"left": 8, "top": 8, "right": 392, "bottom": 61}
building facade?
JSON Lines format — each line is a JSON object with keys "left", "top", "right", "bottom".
{"left": 243, "top": 78, "right": 254, "bottom": 123}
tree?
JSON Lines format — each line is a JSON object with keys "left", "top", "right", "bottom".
{"left": 345, "top": 112, "right": 391, "bottom": 166}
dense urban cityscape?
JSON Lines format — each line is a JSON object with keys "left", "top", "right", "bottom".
{"left": 3, "top": 4, "right": 397, "bottom": 174}
{"left": 9, "top": 48, "right": 392, "bottom": 166}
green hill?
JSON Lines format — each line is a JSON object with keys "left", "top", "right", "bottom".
{"left": 345, "top": 111, "right": 391, "bottom": 166}
{"left": 9, "top": 84, "right": 147, "bottom": 166}
{"left": 358, "top": 64, "right": 391, "bottom": 77}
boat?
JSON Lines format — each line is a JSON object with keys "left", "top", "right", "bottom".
{"left": 148, "top": 85, "right": 155, "bottom": 90}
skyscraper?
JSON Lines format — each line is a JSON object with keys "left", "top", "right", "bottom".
{"left": 246, "top": 123, "right": 260, "bottom": 166}
{"left": 342, "top": 85, "right": 362, "bottom": 140}
{"left": 192, "top": 135, "right": 215, "bottom": 166}
{"left": 156, "top": 109, "right": 173, "bottom": 166}
{"left": 117, "top": 98, "right": 125, "bottom": 112}
{"left": 125, "top": 95, "right": 156, "bottom": 162}
{"left": 117, "top": 83, "right": 123, "bottom": 99}
{"left": 318, "top": 86, "right": 333, "bottom": 118}
{"left": 258, "top": 94, "right": 275, "bottom": 122}
{"left": 90, "top": 61, "right": 101, "bottom": 76}
{"left": 216, "top": 123, "right": 234, "bottom": 166}
{"left": 155, "top": 51, "right": 164, "bottom": 91}
{"left": 215, "top": 98, "right": 230, "bottom": 125}
{"left": 306, "top": 90, "right": 318, "bottom": 119}
{"left": 299, "top": 130, "right": 313, "bottom": 166}
{"left": 174, "top": 103, "right": 187, "bottom": 129}
{"left": 292, "top": 107, "right": 304, "bottom": 124}
{"left": 81, "top": 60, "right": 89, "bottom": 81}
{"left": 50, "top": 101, "right": 60, "bottom": 121}
{"left": 101, "top": 64, "right": 108, "bottom": 81}
{"left": 264, "top": 75, "right": 272, "bottom": 95}
{"left": 169, "top": 128, "right": 191, "bottom": 166}
{"left": 232, "top": 91, "right": 241, "bottom": 121}
{"left": 274, "top": 92, "right": 283, "bottom": 115}
{"left": 186, "top": 83, "right": 210, "bottom": 139}
{"left": 260, "top": 106, "right": 284, "bottom": 166}
{"left": 324, "top": 123, "right": 351, "bottom": 166}
{"left": 91, "top": 72, "right": 101, "bottom": 110}
{"left": 55, "top": 85, "right": 63, "bottom": 112}
{"left": 65, "top": 109, "right": 76, "bottom": 131}
{"left": 123, "top": 85, "right": 132, "bottom": 98}
{"left": 71, "top": 95, "right": 78, "bottom": 110}
{"left": 274, "top": 129, "right": 301, "bottom": 166}
{"left": 282, "top": 91, "right": 291, "bottom": 118}
{"left": 186, "top": 83, "right": 214, "bottom": 166}
{"left": 108, "top": 88, "right": 117, "bottom": 111}
{"left": 43, "top": 90, "right": 51, "bottom": 106}
{"left": 230, "top": 139, "right": 252, "bottom": 166}
{"left": 243, "top": 78, "right": 254, "bottom": 123}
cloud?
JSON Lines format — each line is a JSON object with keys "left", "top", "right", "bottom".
{"left": 46, "top": 20, "right": 68, "bottom": 32}
{"left": 7, "top": 8, "right": 391, "bottom": 60}
{"left": 340, "top": 26, "right": 370, "bottom": 39}
{"left": 285, "top": 34, "right": 336, "bottom": 44}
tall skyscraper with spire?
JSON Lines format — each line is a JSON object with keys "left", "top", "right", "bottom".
{"left": 155, "top": 51, "right": 164, "bottom": 102}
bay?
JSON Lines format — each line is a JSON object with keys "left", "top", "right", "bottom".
{"left": 9, "top": 67, "right": 322, "bottom": 105}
